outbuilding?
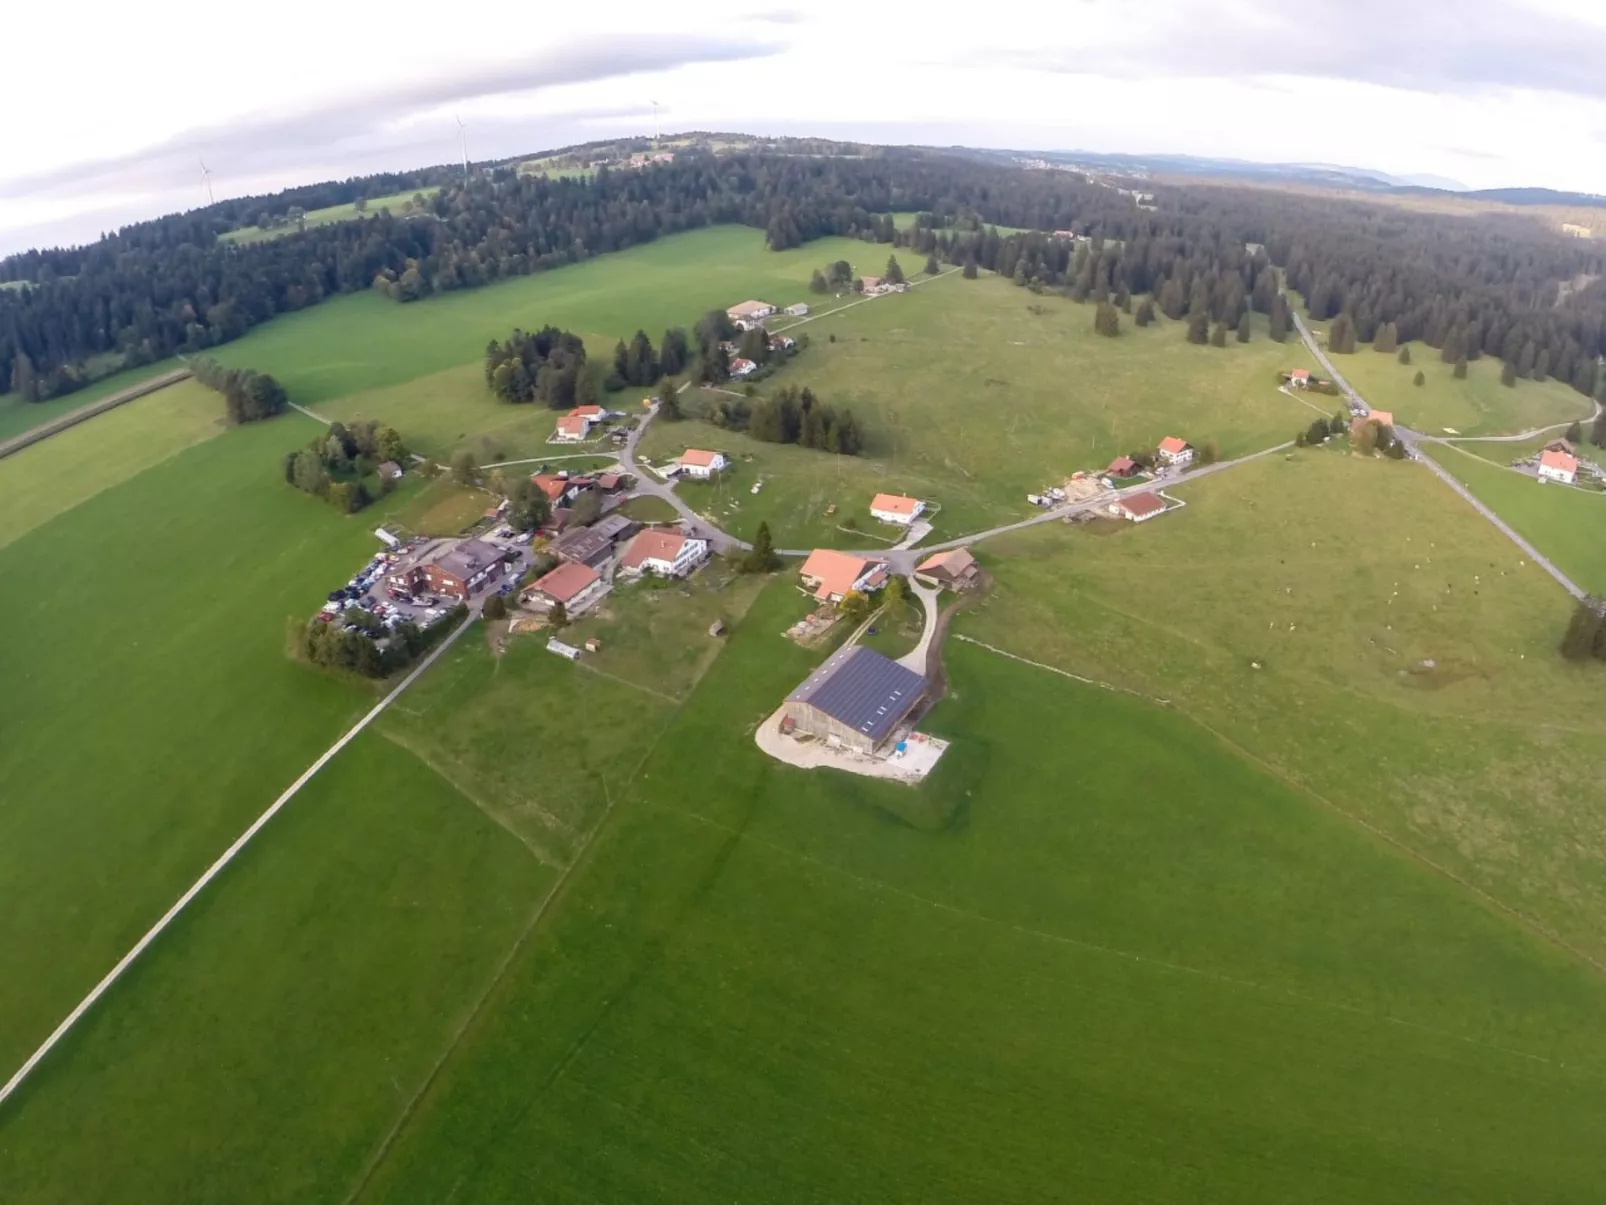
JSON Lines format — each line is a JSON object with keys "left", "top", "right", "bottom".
{"left": 1111, "top": 492, "right": 1167, "bottom": 523}
{"left": 726, "top": 299, "right": 776, "bottom": 323}
{"left": 1539, "top": 447, "right": 1579, "bottom": 484}
{"left": 782, "top": 645, "right": 927, "bottom": 755}
{"left": 679, "top": 449, "right": 729, "bottom": 479}
{"left": 915, "top": 547, "right": 980, "bottom": 590}
{"left": 524, "top": 561, "right": 606, "bottom": 614}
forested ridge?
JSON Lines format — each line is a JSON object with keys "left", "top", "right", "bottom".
{"left": 4, "top": 144, "right": 1604, "bottom": 406}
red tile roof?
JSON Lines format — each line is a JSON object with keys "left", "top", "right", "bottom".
{"left": 531, "top": 473, "right": 567, "bottom": 501}
{"left": 531, "top": 561, "right": 600, "bottom": 604}
{"left": 799, "top": 549, "right": 879, "bottom": 600}
{"left": 1158, "top": 436, "right": 1190, "bottom": 455}
{"left": 681, "top": 448, "right": 722, "bottom": 467}
{"left": 1107, "top": 455, "right": 1139, "bottom": 475}
{"left": 569, "top": 405, "right": 604, "bottom": 418}
{"left": 556, "top": 415, "right": 588, "bottom": 436}
{"left": 619, "top": 529, "right": 690, "bottom": 570}
{"left": 1541, "top": 448, "right": 1579, "bottom": 475}
{"left": 1366, "top": 410, "right": 1394, "bottom": 427}
{"left": 1117, "top": 492, "right": 1167, "bottom": 519}
{"left": 1289, "top": 368, "right": 1311, "bottom": 381}
{"left": 871, "top": 493, "right": 922, "bottom": 515}
{"left": 917, "top": 547, "right": 977, "bottom": 578}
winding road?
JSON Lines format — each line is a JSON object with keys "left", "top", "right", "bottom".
{"left": 1292, "top": 311, "right": 1589, "bottom": 601}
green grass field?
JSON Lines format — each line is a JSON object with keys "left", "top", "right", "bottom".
{"left": 638, "top": 272, "right": 1320, "bottom": 548}
{"left": 0, "top": 358, "right": 184, "bottom": 443}
{"left": 962, "top": 448, "right": 1606, "bottom": 965}
{"left": 1422, "top": 442, "right": 1606, "bottom": 594}
{"left": 219, "top": 188, "right": 441, "bottom": 245}
{"left": 346, "top": 581, "right": 1606, "bottom": 1204}
{"left": 0, "top": 378, "right": 225, "bottom": 549}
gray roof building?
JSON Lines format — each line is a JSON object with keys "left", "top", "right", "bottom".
{"left": 550, "top": 514, "right": 640, "bottom": 567}
{"left": 785, "top": 645, "right": 926, "bottom": 750}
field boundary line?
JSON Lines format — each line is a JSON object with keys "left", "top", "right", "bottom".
{"left": 0, "top": 616, "right": 480, "bottom": 1114}
{"left": 660, "top": 801, "right": 1584, "bottom": 1074}
{"left": 0, "top": 369, "right": 193, "bottom": 461}
{"left": 769, "top": 266, "right": 961, "bottom": 333}
{"left": 341, "top": 683, "right": 688, "bottom": 1205}
{"left": 952, "top": 633, "right": 1173, "bottom": 706}
{"left": 958, "top": 634, "right": 1606, "bottom": 982}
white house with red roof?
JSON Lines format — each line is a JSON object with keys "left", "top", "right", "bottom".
{"left": 870, "top": 493, "right": 926, "bottom": 525}
{"left": 553, "top": 414, "right": 591, "bottom": 442}
{"left": 798, "top": 549, "right": 888, "bottom": 603}
{"left": 1538, "top": 447, "right": 1578, "bottom": 484}
{"left": 1287, "top": 368, "right": 1312, "bottom": 387}
{"left": 1111, "top": 492, "right": 1168, "bottom": 522}
{"left": 618, "top": 529, "right": 710, "bottom": 578}
{"left": 678, "top": 449, "right": 729, "bottom": 479}
{"left": 1156, "top": 436, "right": 1193, "bottom": 466}
{"left": 523, "top": 561, "right": 607, "bottom": 614}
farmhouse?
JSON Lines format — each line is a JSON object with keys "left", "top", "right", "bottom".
{"left": 550, "top": 514, "right": 640, "bottom": 569}
{"left": 915, "top": 547, "right": 980, "bottom": 590}
{"left": 679, "top": 449, "right": 729, "bottom": 479}
{"left": 1287, "top": 368, "right": 1312, "bottom": 387}
{"left": 1111, "top": 492, "right": 1167, "bottom": 522}
{"left": 1106, "top": 455, "right": 1141, "bottom": 478}
{"left": 618, "top": 529, "right": 710, "bottom": 578}
{"left": 524, "top": 561, "right": 606, "bottom": 614}
{"left": 553, "top": 414, "right": 590, "bottom": 442}
{"left": 1156, "top": 436, "right": 1193, "bottom": 466}
{"left": 729, "top": 357, "right": 758, "bottom": 379}
{"left": 531, "top": 473, "right": 590, "bottom": 506}
{"left": 727, "top": 299, "right": 776, "bottom": 323}
{"left": 769, "top": 334, "right": 796, "bottom": 352}
{"left": 569, "top": 404, "right": 605, "bottom": 422}
{"left": 870, "top": 493, "right": 926, "bottom": 525}
{"left": 799, "top": 549, "right": 887, "bottom": 603}
{"left": 782, "top": 644, "right": 927, "bottom": 755}
{"left": 391, "top": 538, "right": 506, "bottom": 600}
{"left": 377, "top": 460, "right": 404, "bottom": 481}
{"left": 1539, "top": 448, "right": 1578, "bottom": 484}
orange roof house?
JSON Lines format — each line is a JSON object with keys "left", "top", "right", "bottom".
{"left": 1366, "top": 410, "right": 1395, "bottom": 427}
{"left": 798, "top": 549, "right": 887, "bottom": 603}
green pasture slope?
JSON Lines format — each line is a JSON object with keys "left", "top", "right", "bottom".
{"left": 351, "top": 582, "right": 1606, "bottom": 1204}
{"left": 0, "top": 357, "right": 183, "bottom": 444}
{"left": 0, "top": 378, "right": 223, "bottom": 550}
{"left": 219, "top": 188, "right": 442, "bottom": 246}
{"left": 1422, "top": 442, "right": 1606, "bottom": 594}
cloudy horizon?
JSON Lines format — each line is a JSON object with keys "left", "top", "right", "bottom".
{"left": 5, "top": 0, "right": 1605, "bottom": 255}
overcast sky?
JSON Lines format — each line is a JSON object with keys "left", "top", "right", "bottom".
{"left": 4, "top": 0, "right": 1606, "bottom": 253}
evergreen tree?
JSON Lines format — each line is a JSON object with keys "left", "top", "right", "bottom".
{"left": 482, "top": 593, "right": 507, "bottom": 620}
{"left": 1210, "top": 321, "right": 1228, "bottom": 348}
{"left": 742, "top": 522, "right": 782, "bottom": 573}
{"left": 1268, "top": 293, "right": 1289, "bottom": 342}
{"left": 1094, "top": 301, "right": 1121, "bottom": 337}
{"left": 1398, "top": 344, "right": 1412, "bottom": 365}
{"left": 1440, "top": 327, "right": 1462, "bottom": 364}
{"left": 1159, "top": 278, "right": 1186, "bottom": 321}
{"left": 1134, "top": 297, "right": 1155, "bottom": 327}
{"left": 1236, "top": 312, "right": 1251, "bottom": 343}
{"left": 1186, "top": 311, "right": 1210, "bottom": 345}
{"left": 884, "top": 256, "right": 905, "bottom": 285}
{"left": 962, "top": 254, "right": 978, "bottom": 280}
{"left": 1414, "top": 370, "right": 1426, "bottom": 387}
{"left": 1328, "top": 313, "right": 1356, "bottom": 354}
{"left": 1534, "top": 348, "right": 1551, "bottom": 381}
{"left": 1374, "top": 322, "right": 1398, "bottom": 354}
{"left": 1500, "top": 359, "right": 1519, "bottom": 387}
{"left": 547, "top": 600, "right": 568, "bottom": 630}
{"left": 924, "top": 253, "right": 940, "bottom": 276}
{"left": 1565, "top": 420, "right": 1583, "bottom": 443}
{"left": 1453, "top": 355, "right": 1468, "bottom": 379}
{"left": 1559, "top": 600, "right": 1603, "bottom": 662}
{"left": 809, "top": 269, "right": 828, "bottom": 294}
{"left": 1591, "top": 410, "right": 1606, "bottom": 448}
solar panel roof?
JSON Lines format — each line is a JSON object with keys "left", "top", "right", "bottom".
{"left": 786, "top": 645, "right": 926, "bottom": 743}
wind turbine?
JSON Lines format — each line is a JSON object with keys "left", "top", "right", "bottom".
{"left": 199, "top": 157, "right": 215, "bottom": 205}
{"left": 456, "top": 115, "right": 468, "bottom": 178}
{"left": 651, "top": 100, "right": 660, "bottom": 145}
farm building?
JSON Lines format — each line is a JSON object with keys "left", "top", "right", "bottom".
{"left": 1365, "top": 409, "right": 1395, "bottom": 428}
{"left": 1156, "top": 437, "right": 1193, "bottom": 466}
{"left": 782, "top": 645, "right": 927, "bottom": 755}
{"left": 1539, "top": 448, "right": 1579, "bottom": 484}
{"left": 550, "top": 514, "right": 640, "bottom": 569}
{"left": 870, "top": 493, "right": 926, "bottom": 525}
{"left": 729, "top": 357, "right": 758, "bottom": 379}
{"left": 915, "top": 547, "right": 980, "bottom": 590}
{"left": 726, "top": 299, "right": 776, "bottom": 323}
{"left": 553, "top": 414, "right": 590, "bottom": 442}
{"left": 377, "top": 460, "right": 404, "bottom": 481}
{"left": 1111, "top": 493, "right": 1168, "bottom": 523}
{"left": 570, "top": 405, "right": 605, "bottom": 422}
{"left": 523, "top": 561, "right": 606, "bottom": 614}
{"left": 860, "top": 275, "right": 883, "bottom": 294}
{"left": 679, "top": 449, "right": 729, "bottom": 479}
{"left": 391, "top": 538, "right": 506, "bottom": 601}
{"left": 769, "top": 334, "right": 796, "bottom": 352}
{"left": 618, "top": 529, "right": 710, "bottom": 578}
{"left": 1106, "top": 455, "right": 1141, "bottom": 478}
{"left": 784, "top": 303, "right": 809, "bottom": 317}
{"left": 531, "top": 473, "right": 591, "bottom": 507}
{"left": 799, "top": 549, "right": 887, "bottom": 603}
{"left": 1287, "top": 368, "right": 1312, "bottom": 387}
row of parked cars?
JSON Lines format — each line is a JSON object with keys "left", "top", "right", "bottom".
{"left": 314, "top": 546, "right": 448, "bottom": 639}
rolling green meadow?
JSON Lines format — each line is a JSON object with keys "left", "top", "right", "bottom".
{"left": 0, "top": 356, "right": 184, "bottom": 443}
{"left": 5, "top": 220, "right": 1606, "bottom": 1202}
{"left": 1422, "top": 442, "right": 1606, "bottom": 594}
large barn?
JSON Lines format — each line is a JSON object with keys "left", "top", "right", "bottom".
{"left": 782, "top": 645, "right": 927, "bottom": 755}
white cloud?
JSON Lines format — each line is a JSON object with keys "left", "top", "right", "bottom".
{"left": 2, "top": 0, "right": 1603, "bottom": 251}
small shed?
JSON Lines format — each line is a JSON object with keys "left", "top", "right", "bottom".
{"left": 708, "top": 619, "right": 727, "bottom": 638}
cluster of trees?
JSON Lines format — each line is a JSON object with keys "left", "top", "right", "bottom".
{"left": 1560, "top": 598, "right": 1606, "bottom": 663}
{"left": 738, "top": 522, "right": 782, "bottom": 573}
{"left": 283, "top": 419, "right": 409, "bottom": 512}
{"left": 190, "top": 355, "right": 288, "bottom": 423}
{"left": 8, "top": 143, "right": 1606, "bottom": 407}
{"left": 303, "top": 602, "right": 466, "bottom": 678}
{"left": 697, "top": 384, "right": 863, "bottom": 454}
{"left": 611, "top": 330, "right": 665, "bottom": 389}
{"left": 484, "top": 327, "right": 590, "bottom": 407}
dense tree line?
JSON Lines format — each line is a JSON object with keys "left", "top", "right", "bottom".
{"left": 282, "top": 418, "right": 408, "bottom": 512}
{"left": 1560, "top": 597, "right": 1606, "bottom": 663}
{"left": 713, "top": 384, "right": 863, "bottom": 454}
{"left": 6, "top": 144, "right": 1605, "bottom": 409}
{"left": 190, "top": 354, "right": 288, "bottom": 423}
{"left": 483, "top": 326, "right": 590, "bottom": 406}
{"left": 304, "top": 601, "right": 466, "bottom": 678}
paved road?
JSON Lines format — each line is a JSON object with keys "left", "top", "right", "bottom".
{"left": 1292, "top": 310, "right": 1588, "bottom": 600}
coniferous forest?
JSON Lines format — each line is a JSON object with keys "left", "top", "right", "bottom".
{"left": 4, "top": 145, "right": 1604, "bottom": 405}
